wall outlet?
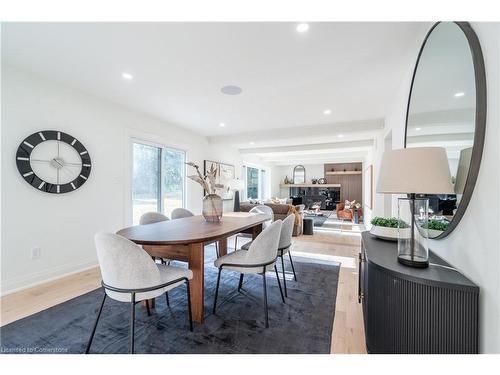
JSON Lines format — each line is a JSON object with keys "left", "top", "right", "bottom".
{"left": 31, "top": 246, "right": 42, "bottom": 259}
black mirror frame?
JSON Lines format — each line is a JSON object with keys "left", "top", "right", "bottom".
{"left": 404, "top": 21, "right": 487, "bottom": 240}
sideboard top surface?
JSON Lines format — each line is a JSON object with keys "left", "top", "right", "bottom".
{"left": 361, "top": 231, "right": 479, "bottom": 292}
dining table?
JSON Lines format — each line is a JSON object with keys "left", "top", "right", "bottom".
{"left": 116, "top": 211, "right": 271, "bottom": 323}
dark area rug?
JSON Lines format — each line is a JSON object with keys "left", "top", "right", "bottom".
{"left": 304, "top": 212, "right": 333, "bottom": 227}
{"left": 0, "top": 252, "right": 339, "bottom": 354}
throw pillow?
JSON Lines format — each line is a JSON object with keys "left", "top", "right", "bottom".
{"left": 344, "top": 200, "right": 351, "bottom": 210}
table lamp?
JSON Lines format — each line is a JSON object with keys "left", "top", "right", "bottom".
{"left": 377, "top": 147, "right": 454, "bottom": 268}
{"left": 229, "top": 178, "right": 245, "bottom": 212}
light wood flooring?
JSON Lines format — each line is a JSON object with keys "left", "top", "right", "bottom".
{"left": 0, "top": 227, "right": 366, "bottom": 354}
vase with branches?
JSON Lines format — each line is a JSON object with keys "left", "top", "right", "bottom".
{"left": 186, "top": 162, "right": 224, "bottom": 222}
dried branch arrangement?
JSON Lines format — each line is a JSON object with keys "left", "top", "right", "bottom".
{"left": 186, "top": 162, "right": 224, "bottom": 194}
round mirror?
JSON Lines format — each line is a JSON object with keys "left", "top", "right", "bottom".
{"left": 405, "top": 22, "right": 486, "bottom": 239}
{"left": 293, "top": 165, "right": 306, "bottom": 184}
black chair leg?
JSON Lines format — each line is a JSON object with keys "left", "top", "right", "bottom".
{"left": 234, "top": 236, "right": 238, "bottom": 251}
{"left": 85, "top": 291, "right": 106, "bottom": 354}
{"left": 145, "top": 299, "right": 151, "bottom": 316}
{"left": 215, "top": 242, "right": 219, "bottom": 258}
{"left": 288, "top": 252, "right": 298, "bottom": 281}
{"left": 186, "top": 281, "right": 193, "bottom": 332}
{"left": 212, "top": 268, "right": 222, "bottom": 314}
{"left": 165, "top": 291, "right": 170, "bottom": 307}
{"left": 238, "top": 273, "right": 244, "bottom": 292}
{"left": 262, "top": 273, "right": 269, "bottom": 328}
{"left": 281, "top": 255, "right": 288, "bottom": 297}
{"left": 274, "top": 265, "right": 285, "bottom": 303}
{"left": 130, "top": 293, "right": 136, "bottom": 354}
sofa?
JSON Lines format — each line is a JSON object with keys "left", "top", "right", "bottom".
{"left": 240, "top": 202, "right": 305, "bottom": 236}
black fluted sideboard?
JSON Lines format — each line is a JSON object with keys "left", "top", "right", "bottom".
{"left": 359, "top": 231, "right": 479, "bottom": 354}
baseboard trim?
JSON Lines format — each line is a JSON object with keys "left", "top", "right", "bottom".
{"left": 0, "top": 259, "right": 99, "bottom": 297}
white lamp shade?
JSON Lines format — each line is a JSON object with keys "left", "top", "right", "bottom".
{"left": 377, "top": 147, "right": 455, "bottom": 194}
{"left": 229, "top": 178, "right": 245, "bottom": 191}
{"left": 454, "top": 147, "right": 472, "bottom": 195}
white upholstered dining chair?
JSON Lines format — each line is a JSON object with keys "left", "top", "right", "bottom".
{"left": 86, "top": 233, "right": 193, "bottom": 354}
{"left": 139, "top": 211, "right": 169, "bottom": 225}
{"left": 139, "top": 211, "right": 172, "bottom": 305}
{"left": 171, "top": 207, "right": 195, "bottom": 219}
{"left": 241, "top": 213, "right": 297, "bottom": 297}
{"left": 212, "top": 220, "right": 285, "bottom": 328}
{"left": 234, "top": 204, "right": 274, "bottom": 250}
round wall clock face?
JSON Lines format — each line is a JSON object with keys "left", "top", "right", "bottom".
{"left": 16, "top": 130, "right": 91, "bottom": 194}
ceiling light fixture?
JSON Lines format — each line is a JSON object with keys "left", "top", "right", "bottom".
{"left": 249, "top": 142, "right": 255, "bottom": 145}
{"left": 323, "top": 109, "right": 332, "bottom": 115}
{"left": 338, "top": 134, "right": 344, "bottom": 138}
{"left": 454, "top": 92, "right": 465, "bottom": 97}
{"left": 221, "top": 85, "right": 242, "bottom": 95}
{"left": 296, "top": 23, "right": 309, "bottom": 33}
{"left": 415, "top": 127, "right": 422, "bottom": 131}
{"left": 219, "top": 122, "right": 226, "bottom": 128}
{"left": 121, "top": 72, "right": 133, "bottom": 80}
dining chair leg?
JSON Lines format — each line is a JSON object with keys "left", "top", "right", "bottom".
{"left": 234, "top": 236, "right": 238, "bottom": 251}
{"left": 186, "top": 281, "right": 193, "bottom": 332}
{"left": 281, "top": 254, "right": 288, "bottom": 297}
{"left": 262, "top": 273, "right": 269, "bottom": 328}
{"left": 215, "top": 242, "right": 219, "bottom": 258}
{"left": 85, "top": 291, "right": 106, "bottom": 354}
{"left": 212, "top": 268, "right": 222, "bottom": 314}
{"left": 238, "top": 273, "right": 244, "bottom": 292}
{"left": 165, "top": 291, "right": 170, "bottom": 307}
{"left": 145, "top": 299, "right": 151, "bottom": 316}
{"left": 288, "top": 252, "right": 298, "bottom": 281}
{"left": 274, "top": 265, "right": 285, "bottom": 303}
{"left": 130, "top": 293, "right": 136, "bottom": 354}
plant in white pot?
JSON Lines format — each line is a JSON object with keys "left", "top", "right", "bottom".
{"left": 370, "top": 217, "right": 410, "bottom": 241}
{"left": 186, "top": 162, "right": 225, "bottom": 222}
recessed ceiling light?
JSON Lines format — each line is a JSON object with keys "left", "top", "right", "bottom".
{"left": 454, "top": 92, "right": 465, "bottom": 97}
{"left": 323, "top": 109, "right": 332, "bottom": 115}
{"left": 122, "top": 72, "right": 133, "bottom": 80}
{"left": 219, "top": 122, "right": 226, "bottom": 128}
{"left": 249, "top": 142, "right": 255, "bottom": 145}
{"left": 296, "top": 23, "right": 309, "bottom": 33}
{"left": 415, "top": 127, "right": 422, "bottom": 131}
{"left": 221, "top": 85, "right": 242, "bottom": 95}
{"left": 338, "top": 134, "right": 344, "bottom": 138}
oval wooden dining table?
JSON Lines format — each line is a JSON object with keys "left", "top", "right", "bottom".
{"left": 116, "top": 212, "right": 270, "bottom": 323}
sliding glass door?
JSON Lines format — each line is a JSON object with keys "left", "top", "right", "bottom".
{"left": 162, "top": 148, "right": 185, "bottom": 218}
{"left": 132, "top": 141, "right": 185, "bottom": 224}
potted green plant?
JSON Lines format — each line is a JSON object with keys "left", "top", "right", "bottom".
{"left": 422, "top": 219, "right": 449, "bottom": 238}
{"left": 370, "top": 217, "right": 410, "bottom": 241}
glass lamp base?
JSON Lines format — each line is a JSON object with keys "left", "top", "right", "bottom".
{"left": 398, "top": 254, "right": 429, "bottom": 268}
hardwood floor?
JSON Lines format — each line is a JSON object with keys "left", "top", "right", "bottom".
{"left": 0, "top": 228, "right": 366, "bottom": 354}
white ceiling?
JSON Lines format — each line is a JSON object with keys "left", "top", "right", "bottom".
{"left": 2, "top": 22, "right": 426, "bottom": 136}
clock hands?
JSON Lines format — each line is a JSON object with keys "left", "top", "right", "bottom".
{"left": 30, "top": 158, "right": 81, "bottom": 167}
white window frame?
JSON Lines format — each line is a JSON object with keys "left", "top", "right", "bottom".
{"left": 130, "top": 137, "right": 186, "bottom": 222}
{"left": 243, "top": 163, "right": 270, "bottom": 201}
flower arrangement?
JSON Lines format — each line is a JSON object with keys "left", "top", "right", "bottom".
{"left": 186, "top": 162, "right": 224, "bottom": 194}
{"left": 186, "top": 162, "right": 224, "bottom": 222}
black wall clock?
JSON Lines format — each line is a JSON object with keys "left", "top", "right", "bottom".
{"left": 16, "top": 130, "right": 92, "bottom": 194}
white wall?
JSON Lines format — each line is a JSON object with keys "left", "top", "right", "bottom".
{"left": 371, "top": 23, "right": 500, "bottom": 353}
{"left": 1, "top": 65, "right": 210, "bottom": 295}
